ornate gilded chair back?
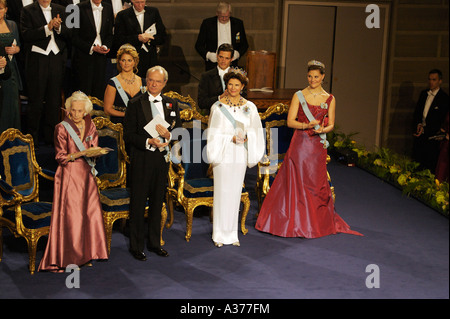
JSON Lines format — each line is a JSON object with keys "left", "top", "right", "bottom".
{"left": 259, "top": 103, "right": 293, "bottom": 165}
{"left": 92, "top": 117, "right": 128, "bottom": 190}
{"left": 164, "top": 91, "right": 200, "bottom": 112}
{"left": 0, "top": 129, "right": 40, "bottom": 202}
{"left": 0, "top": 128, "right": 54, "bottom": 274}
{"left": 89, "top": 96, "right": 110, "bottom": 119}
{"left": 256, "top": 103, "right": 294, "bottom": 210}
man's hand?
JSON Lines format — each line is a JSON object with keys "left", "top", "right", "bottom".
{"left": 138, "top": 33, "right": 154, "bottom": 43}
{"left": 0, "top": 56, "right": 7, "bottom": 68}
{"left": 93, "top": 45, "right": 110, "bottom": 55}
{"left": 148, "top": 138, "right": 169, "bottom": 148}
{"left": 156, "top": 124, "right": 170, "bottom": 140}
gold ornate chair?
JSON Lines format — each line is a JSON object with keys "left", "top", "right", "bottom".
{"left": 256, "top": 104, "right": 335, "bottom": 209}
{"left": 256, "top": 103, "right": 294, "bottom": 210}
{"left": 166, "top": 108, "right": 250, "bottom": 242}
{"left": 89, "top": 96, "right": 110, "bottom": 119}
{"left": 93, "top": 117, "right": 167, "bottom": 253}
{"left": 164, "top": 91, "right": 199, "bottom": 112}
{"left": 0, "top": 129, "right": 55, "bottom": 274}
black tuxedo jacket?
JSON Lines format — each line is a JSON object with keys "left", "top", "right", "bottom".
{"left": 124, "top": 92, "right": 181, "bottom": 169}
{"left": 71, "top": 0, "right": 114, "bottom": 56}
{"left": 114, "top": 6, "right": 166, "bottom": 74}
{"left": 6, "top": 0, "right": 26, "bottom": 24}
{"left": 197, "top": 67, "right": 224, "bottom": 111}
{"left": 195, "top": 16, "right": 248, "bottom": 70}
{"left": 413, "top": 88, "right": 449, "bottom": 138}
{"left": 20, "top": 1, "right": 70, "bottom": 54}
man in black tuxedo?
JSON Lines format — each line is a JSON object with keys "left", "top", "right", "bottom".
{"left": 123, "top": 66, "right": 181, "bottom": 261}
{"left": 195, "top": 2, "right": 248, "bottom": 71}
{"left": 197, "top": 43, "right": 233, "bottom": 113}
{"left": 412, "top": 69, "right": 449, "bottom": 173}
{"left": 114, "top": 0, "right": 166, "bottom": 78}
{"left": 71, "top": 0, "right": 114, "bottom": 99}
{"left": 20, "top": 0, "right": 70, "bottom": 145}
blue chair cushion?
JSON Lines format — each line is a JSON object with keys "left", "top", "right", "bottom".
{"left": 3, "top": 202, "right": 52, "bottom": 229}
{"left": 99, "top": 187, "right": 130, "bottom": 212}
{"left": 183, "top": 178, "right": 246, "bottom": 198}
{"left": 183, "top": 178, "right": 213, "bottom": 198}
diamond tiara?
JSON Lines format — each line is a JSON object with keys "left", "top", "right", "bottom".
{"left": 307, "top": 60, "right": 325, "bottom": 69}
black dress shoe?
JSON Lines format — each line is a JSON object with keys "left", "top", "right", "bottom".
{"left": 148, "top": 247, "right": 169, "bottom": 257}
{"left": 129, "top": 249, "right": 147, "bottom": 261}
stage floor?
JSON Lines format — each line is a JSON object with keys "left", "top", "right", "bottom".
{"left": 0, "top": 155, "right": 448, "bottom": 305}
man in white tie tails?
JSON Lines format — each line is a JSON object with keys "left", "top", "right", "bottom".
{"left": 20, "top": 0, "right": 70, "bottom": 146}
{"left": 114, "top": 0, "right": 167, "bottom": 78}
{"left": 71, "top": 0, "right": 114, "bottom": 99}
{"left": 412, "top": 69, "right": 449, "bottom": 173}
{"left": 123, "top": 66, "right": 181, "bottom": 261}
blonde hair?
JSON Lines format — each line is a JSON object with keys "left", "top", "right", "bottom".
{"left": 65, "top": 91, "right": 93, "bottom": 114}
{"left": 116, "top": 44, "right": 139, "bottom": 73}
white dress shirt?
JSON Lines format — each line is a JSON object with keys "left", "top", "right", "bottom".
{"left": 90, "top": 0, "right": 103, "bottom": 54}
{"left": 111, "top": 0, "right": 123, "bottom": 16}
{"left": 422, "top": 88, "right": 440, "bottom": 125}
{"left": 217, "top": 66, "right": 230, "bottom": 92}
{"left": 22, "top": 0, "right": 33, "bottom": 6}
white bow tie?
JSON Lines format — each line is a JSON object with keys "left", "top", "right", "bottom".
{"left": 93, "top": 6, "right": 103, "bottom": 12}
{"left": 42, "top": 6, "right": 52, "bottom": 12}
{"left": 135, "top": 10, "right": 145, "bottom": 16}
{"left": 428, "top": 90, "right": 435, "bottom": 97}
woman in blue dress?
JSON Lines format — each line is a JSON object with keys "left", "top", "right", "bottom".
{"left": 104, "top": 44, "right": 145, "bottom": 124}
{"left": 0, "top": 0, "right": 22, "bottom": 132}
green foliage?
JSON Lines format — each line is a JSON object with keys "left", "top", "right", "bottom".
{"left": 330, "top": 129, "right": 449, "bottom": 216}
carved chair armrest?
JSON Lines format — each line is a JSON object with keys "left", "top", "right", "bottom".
{"left": 0, "top": 179, "right": 24, "bottom": 207}
{"left": 38, "top": 168, "right": 55, "bottom": 181}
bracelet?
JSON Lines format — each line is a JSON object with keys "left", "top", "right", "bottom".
{"left": 69, "top": 154, "right": 74, "bottom": 162}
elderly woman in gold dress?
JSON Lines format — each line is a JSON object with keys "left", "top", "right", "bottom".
{"left": 39, "top": 91, "right": 108, "bottom": 272}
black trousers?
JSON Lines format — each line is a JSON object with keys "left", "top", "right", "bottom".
{"left": 128, "top": 150, "right": 168, "bottom": 252}
{"left": 25, "top": 51, "right": 65, "bottom": 145}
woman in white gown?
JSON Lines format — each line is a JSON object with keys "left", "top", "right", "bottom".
{"left": 206, "top": 68, "right": 265, "bottom": 247}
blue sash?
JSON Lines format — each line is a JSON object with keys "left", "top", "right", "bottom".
{"left": 150, "top": 100, "right": 170, "bottom": 162}
{"left": 295, "top": 90, "right": 329, "bottom": 149}
{"left": 61, "top": 121, "right": 98, "bottom": 176}
{"left": 111, "top": 76, "right": 129, "bottom": 106}
{"left": 218, "top": 102, "right": 248, "bottom": 150}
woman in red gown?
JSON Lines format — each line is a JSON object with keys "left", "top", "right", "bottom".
{"left": 39, "top": 91, "right": 108, "bottom": 272}
{"left": 255, "top": 60, "right": 362, "bottom": 238}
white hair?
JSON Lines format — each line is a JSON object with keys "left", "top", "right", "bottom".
{"left": 217, "top": 2, "right": 232, "bottom": 14}
{"left": 146, "top": 65, "right": 169, "bottom": 82}
{"left": 65, "top": 91, "right": 93, "bottom": 114}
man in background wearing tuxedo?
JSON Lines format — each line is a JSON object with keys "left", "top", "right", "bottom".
{"left": 195, "top": 2, "right": 248, "bottom": 71}
{"left": 123, "top": 66, "right": 181, "bottom": 261}
{"left": 114, "top": 0, "right": 166, "bottom": 78}
{"left": 412, "top": 69, "right": 449, "bottom": 173}
{"left": 197, "top": 43, "right": 233, "bottom": 114}
{"left": 71, "top": 0, "right": 114, "bottom": 99}
{"left": 20, "top": 0, "right": 70, "bottom": 146}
